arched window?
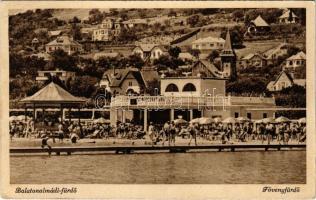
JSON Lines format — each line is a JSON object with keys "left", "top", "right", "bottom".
{"left": 183, "top": 83, "right": 196, "bottom": 92}
{"left": 165, "top": 83, "right": 179, "bottom": 92}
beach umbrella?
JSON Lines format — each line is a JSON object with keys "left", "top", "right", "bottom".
{"left": 173, "top": 118, "right": 188, "bottom": 125}
{"left": 93, "top": 117, "right": 108, "bottom": 124}
{"left": 275, "top": 116, "right": 290, "bottom": 123}
{"left": 236, "top": 117, "right": 250, "bottom": 123}
{"left": 9, "top": 116, "right": 17, "bottom": 121}
{"left": 190, "top": 118, "right": 200, "bottom": 124}
{"left": 222, "top": 117, "right": 236, "bottom": 124}
{"left": 298, "top": 117, "right": 306, "bottom": 124}
{"left": 199, "top": 117, "right": 214, "bottom": 125}
{"left": 261, "top": 117, "right": 276, "bottom": 124}
{"left": 254, "top": 119, "right": 263, "bottom": 124}
{"left": 213, "top": 117, "right": 222, "bottom": 123}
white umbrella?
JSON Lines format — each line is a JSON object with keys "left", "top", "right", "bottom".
{"left": 236, "top": 117, "right": 251, "bottom": 123}
{"left": 199, "top": 117, "right": 214, "bottom": 125}
{"left": 275, "top": 116, "right": 290, "bottom": 123}
{"left": 222, "top": 117, "right": 236, "bottom": 124}
{"left": 93, "top": 117, "right": 108, "bottom": 124}
{"left": 173, "top": 118, "right": 188, "bottom": 125}
{"left": 9, "top": 116, "right": 17, "bottom": 121}
{"left": 190, "top": 118, "right": 200, "bottom": 124}
{"left": 213, "top": 117, "right": 222, "bottom": 123}
{"left": 262, "top": 117, "right": 276, "bottom": 124}
{"left": 298, "top": 117, "right": 306, "bottom": 124}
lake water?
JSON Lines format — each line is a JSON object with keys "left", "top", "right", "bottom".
{"left": 10, "top": 151, "right": 306, "bottom": 184}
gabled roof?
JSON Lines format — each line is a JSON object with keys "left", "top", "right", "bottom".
{"left": 279, "top": 9, "right": 299, "bottom": 19}
{"left": 49, "top": 30, "right": 62, "bottom": 36}
{"left": 286, "top": 51, "right": 306, "bottom": 61}
{"left": 193, "top": 60, "right": 223, "bottom": 78}
{"left": 251, "top": 15, "right": 269, "bottom": 27}
{"left": 46, "top": 35, "right": 82, "bottom": 47}
{"left": 102, "top": 68, "right": 146, "bottom": 88}
{"left": 94, "top": 52, "right": 119, "bottom": 60}
{"left": 272, "top": 71, "right": 293, "bottom": 86}
{"left": 192, "top": 36, "right": 225, "bottom": 44}
{"left": 242, "top": 53, "right": 266, "bottom": 60}
{"left": 20, "top": 82, "right": 85, "bottom": 104}
{"left": 134, "top": 44, "right": 158, "bottom": 52}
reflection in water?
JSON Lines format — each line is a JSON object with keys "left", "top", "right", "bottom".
{"left": 10, "top": 151, "right": 306, "bottom": 184}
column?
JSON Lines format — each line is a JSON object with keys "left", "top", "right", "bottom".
{"left": 144, "top": 109, "right": 148, "bottom": 132}
{"left": 60, "top": 104, "right": 63, "bottom": 123}
{"left": 122, "top": 109, "right": 126, "bottom": 123}
{"left": 91, "top": 109, "right": 95, "bottom": 120}
{"left": 24, "top": 107, "right": 27, "bottom": 122}
{"left": 189, "top": 109, "right": 193, "bottom": 121}
{"left": 170, "top": 109, "right": 174, "bottom": 121}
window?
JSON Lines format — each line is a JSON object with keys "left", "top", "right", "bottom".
{"left": 165, "top": 84, "right": 179, "bottom": 92}
{"left": 182, "top": 83, "right": 196, "bottom": 92}
{"left": 234, "top": 112, "right": 239, "bottom": 118}
{"left": 247, "top": 113, "right": 252, "bottom": 120}
{"left": 210, "top": 43, "right": 214, "bottom": 47}
{"left": 296, "top": 60, "right": 300, "bottom": 65}
{"left": 263, "top": 113, "right": 267, "bottom": 118}
{"left": 128, "top": 81, "right": 132, "bottom": 86}
{"left": 289, "top": 61, "right": 293, "bottom": 65}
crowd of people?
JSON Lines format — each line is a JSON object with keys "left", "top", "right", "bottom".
{"left": 9, "top": 118, "right": 306, "bottom": 146}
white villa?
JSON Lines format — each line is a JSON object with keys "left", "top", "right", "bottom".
{"left": 192, "top": 36, "right": 225, "bottom": 52}
{"left": 283, "top": 51, "right": 306, "bottom": 70}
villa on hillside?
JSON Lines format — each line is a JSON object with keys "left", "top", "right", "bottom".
{"left": 132, "top": 44, "right": 168, "bottom": 61}
{"left": 45, "top": 35, "right": 82, "bottom": 55}
{"left": 99, "top": 68, "right": 147, "bottom": 95}
{"left": 247, "top": 15, "right": 270, "bottom": 35}
{"left": 266, "top": 71, "right": 306, "bottom": 92}
{"left": 35, "top": 69, "right": 76, "bottom": 83}
{"left": 279, "top": 9, "right": 299, "bottom": 24}
{"left": 92, "top": 18, "right": 123, "bottom": 42}
{"left": 237, "top": 53, "right": 267, "bottom": 69}
{"left": 191, "top": 36, "right": 225, "bottom": 53}
{"left": 283, "top": 51, "right": 306, "bottom": 70}
{"left": 264, "top": 43, "right": 290, "bottom": 65}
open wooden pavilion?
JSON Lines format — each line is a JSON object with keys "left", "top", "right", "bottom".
{"left": 20, "top": 82, "right": 86, "bottom": 125}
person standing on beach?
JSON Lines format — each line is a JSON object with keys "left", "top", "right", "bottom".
{"left": 41, "top": 136, "right": 52, "bottom": 156}
{"left": 170, "top": 121, "right": 176, "bottom": 146}
{"left": 163, "top": 121, "right": 170, "bottom": 146}
{"left": 188, "top": 123, "right": 197, "bottom": 146}
{"left": 58, "top": 122, "right": 64, "bottom": 143}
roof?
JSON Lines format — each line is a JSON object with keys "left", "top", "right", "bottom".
{"left": 49, "top": 30, "right": 62, "bottom": 36}
{"left": 223, "top": 30, "right": 232, "bottom": 50}
{"left": 286, "top": 51, "right": 306, "bottom": 61}
{"left": 102, "top": 68, "right": 145, "bottom": 88}
{"left": 192, "top": 36, "right": 225, "bottom": 44}
{"left": 94, "top": 52, "right": 119, "bottom": 60}
{"left": 20, "top": 82, "right": 86, "bottom": 104}
{"left": 279, "top": 9, "right": 299, "bottom": 19}
{"left": 31, "top": 52, "right": 52, "bottom": 61}
{"left": 251, "top": 15, "right": 269, "bottom": 27}
{"left": 134, "top": 44, "right": 158, "bottom": 52}
{"left": 264, "top": 43, "right": 289, "bottom": 59}
{"left": 179, "top": 52, "right": 195, "bottom": 60}
{"left": 141, "top": 69, "right": 160, "bottom": 84}
{"left": 273, "top": 71, "right": 293, "bottom": 85}
{"left": 193, "top": 60, "right": 223, "bottom": 78}
{"left": 46, "top": 35, "right": 82, "bottom": 47}
{"left": 242, "top": 53, "right": 266, "bottom": 60}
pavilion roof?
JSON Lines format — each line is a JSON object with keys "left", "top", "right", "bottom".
{"left": 20, "top": 82, "right": 86, "bottom": 105}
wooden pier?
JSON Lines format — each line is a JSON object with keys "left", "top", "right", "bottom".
{"left": 10, "top": 144, "right": 306, "bottom": 155}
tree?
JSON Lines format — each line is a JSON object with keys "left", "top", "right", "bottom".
{"left": 70, "top": 23, "right": 82, "bottom": 41}
{"left": 207, "top": 50, "right": 220, "bottom": 63}
{"left": 168, "top": 46, "right": 181, "bottom": 58}
{"left": 187, "top": 15, "right": 200, "bottom": 27}
{"left": 117, "top": 27, "right": 138, "bottom": 42}
{"left": 128, "top": 54, "right": 144, "bottom": 69}
{"left": 51, "top": 49, "right": 79, "bottom": 72}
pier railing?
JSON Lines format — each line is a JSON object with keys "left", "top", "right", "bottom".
{"left": 110, "top": 95, "right": 275, "bottom": 109}
{"left": 110, "top": 95, "right": 230, "bottom": 109}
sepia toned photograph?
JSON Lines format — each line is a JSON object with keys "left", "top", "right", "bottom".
{"left": 0, "top": 1, "right": 315, "bottom": 199}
